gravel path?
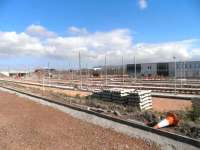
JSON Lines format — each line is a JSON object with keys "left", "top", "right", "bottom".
{"left": 0, "top": 91, "right": 159, "bottom": 150}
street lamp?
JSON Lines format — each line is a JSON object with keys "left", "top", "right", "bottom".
{"left": 180, "top": 61, "right": 183, "bottom": 88}
{"left": 105, "top": 55, "right": 107, "bottom": 86}
{"left": 78, "top": 51, "right": 82, "bottom": 89}
{"left": 134, "top": 56, "right": 136, "bottom": 81}
{"left": 122, "top": 56, "right": 124, "bottom": 84}
{"left": 48, "top": 62, "right": 50, "bottom": 86}
{"left": 173, "top": 56, "right": 177, "bottom": 95}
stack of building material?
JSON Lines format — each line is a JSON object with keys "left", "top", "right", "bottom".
{"left": 128, "top": 90, "right": 152, "bottom": 111}
{"left": 92, "top": 89, "right": 102, "bottom": 98}
{"left": 101, "top": 89, "right": 112, "bottom": 100}
{"left": 92, "top": 88, "right": 152, "bottom": 111}
{"left": 110, "top": 88, "right": 129, "bottom": 102}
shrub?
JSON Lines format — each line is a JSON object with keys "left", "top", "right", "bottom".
{"left": 189, "top": 99, "right": 200, "bottom": 122}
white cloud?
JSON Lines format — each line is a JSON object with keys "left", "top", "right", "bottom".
{"left": 0, "top": 25, "right": 199, "bottom": 67}
{"left": 26, "top": 24, "right": 56, "bottom": 38}
{"left": 190, "top": 48, "right": 200, "bottom": 59}
{"left": 68, "top": 26, "right": 88, "bottom": 35}
{"left": 138, "top": 0, "right": 148, "bottom": 9}
{"left": 0, "top": 31, "right": 54, "bottom": 56}
{"left": 46, "top": 28, "right": 132, "bottom": 63}
{"left": 132, "top": 40, "right": 197, "bottom": 63}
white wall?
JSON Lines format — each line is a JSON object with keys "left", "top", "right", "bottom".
{"left": 0, "top": 71, "right": 9, "bottom": 77}
{"left": 141, "top": 63, "right": 157, "bottom": 76}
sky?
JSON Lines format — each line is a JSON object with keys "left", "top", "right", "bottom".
{"left": 0, "top": 0, "right": 200, "bottom": 70}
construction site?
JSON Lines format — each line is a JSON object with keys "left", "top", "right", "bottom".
{"left": 0, "top": 0, "right": 200, "bottom": 149}
{"left": 0, "top": 59, "right": 199, "bottom": 150}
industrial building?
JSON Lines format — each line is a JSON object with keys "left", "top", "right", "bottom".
{"left": 0, "top": 70, "right": 29, "bottom": 78}
{"left": 127, "top": 61, "right": 200, "bottom": 79}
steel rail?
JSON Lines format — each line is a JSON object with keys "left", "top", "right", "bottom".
{"left": 1, "top": 79, "right": 200, "bottom": 98}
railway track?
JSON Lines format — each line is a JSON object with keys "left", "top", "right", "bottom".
{"left": 1, "top": 78, "right": 200, "bottom": 96}
{"left": 24, "top": 78, "right": 200, "bottom": 93}
{"left": 0, "top": 85, "right": 199, "bottom": 149}
{"left": 31, "top": 79, "right": 200, "bottom": 88}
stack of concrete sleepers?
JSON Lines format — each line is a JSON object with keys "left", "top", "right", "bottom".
{"left": 101, "top": 89, "right": 112, "bottom": 100}
{"left": 110, "top": 88, "right": 130, "bottom": 102}
{"left": 92, "top": 89, "right": 102, "bottom": 98}
{"left": 128, "top": 90, "right": 152, "bottom": 111}
{"left": 92, "top": 88, "right": 152, "bottom": 111}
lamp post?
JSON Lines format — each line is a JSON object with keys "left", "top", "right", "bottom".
{"left": 78, "top": 51, "right": 82, "bottom": 89}
{"left": 173, "top": 56, "right": 177, "bottom": 95}
{"left": 122, "top": 56, "right": 124, "bottom": 85}
{"left": 105, "top": 55, "right": 107, "bottom": 86}
{"left": 134, "top": 56, "right": 136, "bottom": 81}
{"left": 180, "top": 61, "right": 183, "bottom": 88}
{"left": 48, "top": 62, "right": 50, "bottom": 86}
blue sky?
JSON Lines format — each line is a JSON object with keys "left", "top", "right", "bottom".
{"left": 0, "top": 0, "right": 200, "bottom": 69}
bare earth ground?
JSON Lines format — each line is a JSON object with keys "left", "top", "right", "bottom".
{"left": 0, "top": 91, "right": 159, "bottom": 150}
{"left": 152, "top": 97, "right": 192, "bottom": 112}
{"left": 18, "top": 83, "right": 192, "bottom": 112}
{"left": 18, "top": 83, "right": 91, "bottom": 97}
